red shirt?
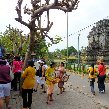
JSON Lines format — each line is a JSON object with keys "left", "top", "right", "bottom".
{"left": 98, "top": 64, "right": 106, "bottom": 76}
{"left": 12, "top": 60, "right": 23, "bottom": 73}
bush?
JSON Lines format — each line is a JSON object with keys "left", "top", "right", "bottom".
{"left": 83, "top": 70, "right": 87, "bottom": 74}
{"left": 66, "top": 64, "right": 72, "bottom": 70}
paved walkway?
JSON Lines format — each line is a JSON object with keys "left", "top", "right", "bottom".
{"left": 9, "top": 72, "right": 109, "bottom": 109}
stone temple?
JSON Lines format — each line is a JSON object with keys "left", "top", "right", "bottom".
{"left": 86, "top": 19, "right": 109, "bottom": 64}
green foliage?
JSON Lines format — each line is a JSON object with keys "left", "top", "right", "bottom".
{"left": 0, "top": 25, "right": 63, "bottom": 59}
{"left": 0, "top": 26, "right": 29, "bottom": 55}
{"left": 50, "top": 46, "right": 77, "bottom": 59}
{"left": 34, "top": 33, "right": 49, "bottom": 58}
{"left": 83, "top": 70, "right": 87, "bottom": 74}
{"left": 78, "top": 68, "right": 82, "bottom": 72}
{"left": 62, "top": 46, "right": 77, "bottom": 56}
{"left": 66, "top": 64, "right": 72, "bottom": 70}
{"left": 47, "top": 35, "right": 63, "bottom": 48}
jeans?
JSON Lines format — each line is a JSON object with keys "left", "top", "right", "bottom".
{"left": 98, "top": 75, "right": 106, "bottom": 92}
{"left": 90, "top": 78, "right": 95, "bottom": 93}
{"left": 22, "top": 88, "right": 33, "bottom": 108}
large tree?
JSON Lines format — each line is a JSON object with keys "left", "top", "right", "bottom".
{"left": 15, "top": 0, "right": 79, "bottom": 68}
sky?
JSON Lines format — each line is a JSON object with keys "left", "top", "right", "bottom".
{"left": 0, "top": 0, "right": 109, "bottom": 52}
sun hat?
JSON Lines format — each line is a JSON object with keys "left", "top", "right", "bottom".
{"left": 37, "top": 60, "right": 44, "bottom": 63}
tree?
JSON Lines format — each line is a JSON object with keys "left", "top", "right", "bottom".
{"left": 60, "top": 46, "right": 77, "bottom": 56}
{"left": 15, "top": 0, "right": 79, "bottom": 68}
{"left": 1, "top": 25, "right": 29, "bottom": 55}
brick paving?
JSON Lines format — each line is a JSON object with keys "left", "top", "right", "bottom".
{"left": 7, "top": 72, "right": 109, "bottom": 109}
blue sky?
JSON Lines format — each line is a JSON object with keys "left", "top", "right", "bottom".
{"left": 0, "top": 0, "right": 109, "bottom": 52}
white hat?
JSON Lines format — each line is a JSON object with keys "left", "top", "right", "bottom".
{"left": 37, "top": 60, "right": 44, "bottom": 63}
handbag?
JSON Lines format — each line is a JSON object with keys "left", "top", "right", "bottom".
{"left": 62, "top": 73, "right": 70, "bottom": 82}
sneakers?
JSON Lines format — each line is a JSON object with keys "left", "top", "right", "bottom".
{"left": 99, "top": 90, "right": 105, "bottom": 93}
{"left": 33, "top": 89, "right": 37, "bottom": 92}
{"left": 101, "top": 90, "right": 105, "bottom": 93}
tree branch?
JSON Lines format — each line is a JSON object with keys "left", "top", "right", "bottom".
{"left": 24, "top": 4, "right": 33, "bottom": 15}
{"left": 15, "top": 18, "right": 30, "bottom": 28}
{"left": 33, "top": 3, "right": 55, "bottom": 18}
{"left": 16, "top": 0, "right": 23, "bottom": 20}
{"left": 43, "top": 32, "right": 56, "bottom": 44}
{"left": 34, "top": 22, "right": 53, "bottom": 32}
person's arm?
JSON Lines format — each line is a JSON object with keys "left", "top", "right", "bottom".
{"left": 12, "top": 61, "right": 15, "bottom": 72}
{"left": 45, "top": 68, "right": 54, "bottom": 82}
{"left": 21, "top": 68, "right": 28, "bottom": 78}
{"left": 42, "top": 66, "right": 45, "bottom": 77}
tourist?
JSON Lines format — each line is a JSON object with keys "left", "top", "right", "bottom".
{"left": 21, "top": 60, "right": 36, "bottom": 109}
{"left": 57, "top": 62, "right": 66, "bottom": 94}
{"left": 12, "top": 55, "right": 23, "bottom": 91}
{"left": 0, "top": 59, "right": 11, "bottom": 109}
{"left": 45, "top": 62, "right": 57, "bottom": 104}
{"left": 43, "top": 61, "right": 48, "bottom": 70}
{"left": 87, "top": 63, "right": 97, "bottom": 95}
{"left": 97, "top": 58, "right": 106, "bottom": 93}
{"left": 35, "top": 60, "right": 46, "bottom": 93}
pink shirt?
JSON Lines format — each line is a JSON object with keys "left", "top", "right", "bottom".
{"left": 98, "top": 64, "right": 106, "bottom": 76}
{"left": 13, "top": 60, "right": 23, "bottom": 73}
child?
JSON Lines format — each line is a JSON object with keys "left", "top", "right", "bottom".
{"left": 57, "top": 62, "right": 66, "bottom": 94}
{"left": 88, "top": 63, "right": 97, "bottom": 95}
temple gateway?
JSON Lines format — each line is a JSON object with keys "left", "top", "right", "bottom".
{"left": 86, "top": 19, "right": 109, "bottom": 64}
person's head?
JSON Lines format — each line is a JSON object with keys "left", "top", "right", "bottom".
{"left": 28, "top": 60, "right": 34, "bottom": 67}
{"left": 91, "top": 63, "right": 94, "bottom": 68}
{"left": 40, "top": 61, "right": 44, "bottom": 66}
{"left": 37, "top": 60, "right": 44, "bottom": 65}
{"left": 60, "top": 62, "right": 64, "bottom": 67}
{"left": 97, "top": 57, "right": 104, "bottom": 65}
{"left": 14, "top": 55, "right": 20, "bottom": 61}
{"left": 50, "top": 62, "right": 56, "bottom": 68}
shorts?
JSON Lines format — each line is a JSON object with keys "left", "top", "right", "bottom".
{"left": 37, "top": 77, "right": 45, "bottom": 85}
{"left": 0, "top": 83, "right": 11, "bottom": 98}
{"left": 58, "top": 81, "right": 64, "bottom": 88}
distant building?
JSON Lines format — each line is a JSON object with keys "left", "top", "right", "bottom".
{"left": 86, "top": 19, "right": 109, "bottom": 64}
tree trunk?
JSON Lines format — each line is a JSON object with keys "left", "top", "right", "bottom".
{"left": 23, "top": 29, "right": 35, "bottom": 70}
{"left": 20, "top": 29, "right": 35, "bottom": 95}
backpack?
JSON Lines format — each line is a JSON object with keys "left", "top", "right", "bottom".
{"left": 90, "top": 68, "right": 94, "bottom": 75}
{"left": 90, "top": 71, "right": 94, "bottom": 75}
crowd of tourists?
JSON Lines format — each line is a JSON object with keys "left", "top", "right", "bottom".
{"left": 0, "top": 53, "right": 107, "bottom": 109}
{"left": 0, "top": 55, "right": 68, "bottom": 109}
